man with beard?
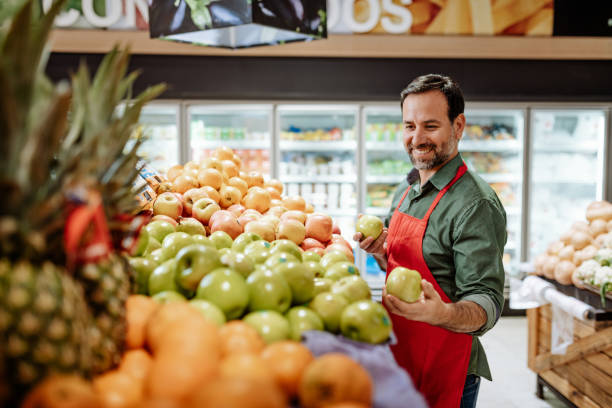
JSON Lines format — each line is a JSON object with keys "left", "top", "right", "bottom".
{"left": 354, "top": 74, "right": 506, "bottom": 408}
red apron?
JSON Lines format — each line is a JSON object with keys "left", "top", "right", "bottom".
{"left": 385, "top": 162, "right": 472, "bottom": 408}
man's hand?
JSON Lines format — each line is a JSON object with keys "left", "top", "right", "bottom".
{"left": 352, "top": 214, "right": 388, "bottom": 258}
{"left": 383, "top": 279, "right": 487, "bottom": 333}
{"left": 383, "top": 279, "right": 450, "bottom": 326}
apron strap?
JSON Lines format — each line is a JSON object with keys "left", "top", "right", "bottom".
{"left": 424, "top": 162, "right": 468, "bottom": 220}
{"left": 396, "top": 184, "right": 412, "bottom": 209}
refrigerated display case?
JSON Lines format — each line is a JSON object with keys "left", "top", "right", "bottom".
{"left": 134, "top": 104, "right": 180, "bottom": 173}
{"left": 528, "top": 109, "right": 607, "bottom": 260}
{"left": 276, "top": 105, "right": 359, "bottom": 247}
{"left": 187, "top": 104, "right": 273, "bottom": 176}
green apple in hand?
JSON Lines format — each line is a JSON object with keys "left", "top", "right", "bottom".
{"left": 356, "top": 215, "right": 384, "bottom": 240}
{"left": 309, "top": 292, "right": 349, "bottom": 333}
{"left": 340, "top": 300, "right": 392, "bottom": 344}
{"left": 273, "top": 261, "right": 314, "bottom": 305}
{"left": 302, "top": 251, "right": 322, "bottom": 263}
{"left": 269, "top": 239, "right": 303, "bottom": 262}
{"left": 386, "top": 266, "right": 422, "bottom": 303}
{"left": 286, "top": 306, "right": 324, "bottom": 341}
{"left": 196, "top": 267, "right": 249, "bottom": 320}
{"left": 331, "top": 275, "right": 371, "bottom": 303}
{"left": 312, "top": 277, "right": 333, "bottom": 296}
{"left": 209, "top": 230, "right": 233, "bottom": 250}
{"left": 246, "top": 269, "right": 292, "bottom": 313}
{"left": 324, "top": 262, "right": 360, "bottom": 281}
{"left": 189, "top": 299, "right": 226, "bottom": 326}
{"left": 162, "top": 232, "right": 195, "bottom": 259}
{"left": 144, "top": 220, "right": 176, "bottom": 244}
{"left": 320, "top": 250, "right": 349, "bottom": 269}
{"left": 148, "top": 259, "right": 178, "bottom": 295}
{"left": 220, "top": 251, "right": 255, "bottom": 278}
{"left": 152, "top": 290, "right": 187, "bottom": 304}
{"left": 128, "top": 257, "right": 159, "bottom": 295}
{"left": 243, "top": 240, "right": 272, "bottom": 264}
{"left": 175, "top": 244, "right": 222, "bottom": 292}
{"left": 231, "top": 232, "right": 262, "bottom": 253}
{"left": 243, "top": 310, "right": 291, "bottom": 344}
{"left": 176, "top": 217, "right": 206, "bottom": 236}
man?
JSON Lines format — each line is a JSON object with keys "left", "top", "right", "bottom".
{"left": 354, "top": 74, "right": 506, "bottom": 408}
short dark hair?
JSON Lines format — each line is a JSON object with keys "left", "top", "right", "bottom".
{"left": 400, "top": 74, "right": 465, "bottom": 123}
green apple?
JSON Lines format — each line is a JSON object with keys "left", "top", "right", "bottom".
{"left": 356, "top": 215, "right": 384, "bottom": 240}
{"left": 189, "top": 299, "right": 226, "bottom": 326}
{"left": 264, "top": 252, "right": 299, "bottom": 270}
{"left": 308, "top": 292, "right": 349, "bottom": 333}
{"left": 176, "top": 217, "right": 206, "bottom": 236}
{"left": 303, "top": 261, "right": 325, "bottom": 278}
{"left": 148, "top": 259, "right": 178, "bottom": 295}
{"left": 246, "top": 269, "right": 292, "bottom": 313}
{"left": 231, "top": 232, "right": 262, "bottom": 253}
{"left": 243, "top": 240, "right": 272, "bottom": 264}
{"left": 128, "top": 257, "right": 159, "bottom": 295}
{"left": 144, "top": 220, "right": 176, "bottom": 244}
{"left": 209, "top": 230, "right": 234, "bottom": 250}
{"left": 243, "top": 310, "right": 290, "bottom": 344}
{"left": 320, "top": 251, "right": 349, "bottom": 269}
{"left": 196, "top": 268, "right": 249, "bottom": 320}
{"left": 273, "top": 261, "right": 314, "bottom": 305}
{"left": 175, "top": 244, "right": 222, "bottom": 292}
{"left": 302, "top": 251, "right": 322, "bottom": 263}
{"left": 161, "top": 232, "right": 195, "bottom": 259}
{"left": 218, "top": 247, "right": 232, "bottom": 257}
{"left": 191, "top": 233, "right": 215, "bottom": 248}
{"left": 152, "top": 290, "right": 187, "bottom": 304}
{"left": 313, "top": 277, "right": 333, "bottom": 296}
{"left": 286, "top": 306, "right": 324, "bottom": 341}
{"left": 331, "top": 276, "right": 371, "bottom": 303}
{"left": 220, "top": 251, "right": 255, "bottom": 278}
{"left": 270, "top": 239, "right": 303, "bottom": 262}
{"left": 131, "top": 228, "right": 150, "bottom": 256}
{"left": 324, "top": 262, "right": 360, "bottom": 281}
{"left": 340, "top": 300, "right": 392, "bottom": 344}
{"left": 147, "top": 248, "right": 167, "bottom": 264}
{"left": 386, "top": 266, "right": 422, "bottom": 303}
{"left": 143, "top": 236, "right": 162, "bottom": 256}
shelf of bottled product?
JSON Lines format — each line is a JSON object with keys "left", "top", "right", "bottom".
{"left": 191, "top": 139, "right": 270, "bottom": 150}
{"left": 532, "top": 141, "right": 600, "bottom": 153}
{"left": 278, "top": 140, "right": 357, "bottom": 151}
{"left": 280, "top": 175, "right": 357, "bottom": 184}
{"left": 365, "top": 141, "right": 403, "bottom": 151}
{"left": 365, "top": 207, "right": 390, "bottom": 217}
{"left": 458, "top": 139, "right": 522, "bottom": 152}
{"left": 366, "top": 175, "right": 406, "bottom": 184}
{"left": 480, "top": 173, "right": 522, "bottom": 183}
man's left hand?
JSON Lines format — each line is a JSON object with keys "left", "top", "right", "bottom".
{"left": 383, "top": 279, "right": 450, "bottom": 326}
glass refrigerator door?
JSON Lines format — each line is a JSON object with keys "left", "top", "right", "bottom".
{"left": 188, "top": 105, "right": 273, "bottom": 176}
{"left": 528, "top": 109, "right": 606, "bottom": 261}
{"left": 136, "top": 104, "right": 180, "bottom": 173}
{"left": 363, "top": 107, "right": 408, "bottom": 278}
{"left": 276, "top": 105, "right": 359, "bottom": 249}
{"left": 461, "top": 109, "right": 524, "bottom": 281}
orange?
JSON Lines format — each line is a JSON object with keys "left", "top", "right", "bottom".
{"left": 125, "top": 295, "right": 159, "bottom": 350}
{"left": 145, "top": 302, "right": 201, "bottom": 352}
{"left": 220, "top": 354, "right": 275, "bottom": 385}
{"left": 261, "top": 341, "right": 314, "bottom": 397}
{"left": 189, "top": 377, "right": 286, "bottom": 408}
{"left": 214, "top": 146, "right": 235, "bottom": 161}
{"left": 22, "top": 375, "right": 101, "bottom": 408}
{"left": 218, "top": 321, "right": 265, "bottom": 357}
{"left": 93, "top": 370, "right": 142, "bottom": 408}
{"left": 120, "top": 349, "right": 153, "bottom": 383}
{"left": 299, "top": 353, "right": 373, "bottom": 408}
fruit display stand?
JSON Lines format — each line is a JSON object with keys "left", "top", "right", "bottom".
{"left": 527, "top": 280, "right": 612, "bottom": 408}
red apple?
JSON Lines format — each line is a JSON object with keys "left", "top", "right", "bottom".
{"left": 219, "top": 185, "right": 243, "bottom": 209}
{"left": 330, "top": 234, "right": 352, "bottom": 252}
{"left": 276, "top": 219, "right": 306, "bottom": 245}
{"left": 325, "top": 243, "right": 354, "bottom": 263}
{"left": 192, "top": 198, "right": 221, "bottom": 225}
{"left": 270, "top": 199, "right": 283, "bottom": 207}
{"left": 304, "top": 203, "right": 314, "bottom": 214}
{"left": 210, "top": 215, "right": 243, "bottom": 239}
{"left": 221, "top": 160, "right": 239, "bottom": 179}
{"left": 243, "top": 187, "right": 271, "bottom": 214}
{"left": 282, "top": 196, "right": 306, "bottom": 212}
{"left": 245, "top": 171, "right": 264, "bottom": 188}
{"left": 301, "top": 237, "right": 325, "bottom": 251}
{"left": 305, "top": 213, "right": 333, "bottom": 243}
{"left": 266, "top": 206, "right": 287, "bottom": 218}
{"left": 183, "top": 188, "right": 210, "bottom": 216}
{"left": 332, "top": 222, "right": 341, "bottom": 235}
{"left": 237, "top": 213, "right": 260, "bottom": 228}
{"left": 214, "top": 146, "right": 235, "bottom": 161}
{"left": 200, "top": 186, "right": 220, "bottom": 204}
{"left": 228, "top": 177, "right": 248, "bottom": 197}
{"left": 151, "top": 214, "right": 179, "bottom": 227}
{"left": 201, "top": 157, "right": 224, "bottom": 172}
{"left": 265, "top": 186, "right": 281, "bottom": 201}
{"left": 280, "top": 210, "right": 306, "bottom": 225}
{"left": 260, "top": 215, "right": 280, "bottom": 230}
{"left": 307, "top": 247, "right": 325, "bottom": 257}
{"left": 166, "top": 165, "right": 183, "bottom": 182}
{"left": 245, "top": 220, "right": 276, "bottom": 242}
{"left": 264, "top": 178, "right": 283, "bottom": 195}
{"left": 227, "top": 204, "right": 246, "bottom": 218}
{"left": 173, "top": 174, "right": 198, "bottom": 194}
{"left": 198, "top": 168, "right": 223, "bottom": 190}
{"left": 209, "top": 210, "right": 235, "bottom": 227}
{"left": 153, "top": 192, "right": 183, "bottom": 219}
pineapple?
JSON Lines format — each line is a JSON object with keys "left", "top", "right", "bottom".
{"left": 0, "top": 0, "right": 164, "bottom": 403}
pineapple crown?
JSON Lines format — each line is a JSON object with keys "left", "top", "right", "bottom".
{"left": 0, "top": 0, "right": 165, "bottom": 263}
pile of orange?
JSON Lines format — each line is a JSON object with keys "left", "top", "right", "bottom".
{"left": 23, "top": 295, "right": 375, "bottom": 408}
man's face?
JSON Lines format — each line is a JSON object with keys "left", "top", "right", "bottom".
{"left": 401, "top": 90, "right": 464, "bottom": 171}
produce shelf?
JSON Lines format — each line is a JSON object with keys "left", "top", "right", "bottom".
{"left": 366, "top": 175, "right": 405, "bottom": 184}
{"left": 280, "top": 175, "right": 357, "bottom": 184}
{"left": 365, "top": 141, "right": 403, "bottom": 151}
{"left": 539, "top": 276, "right": 612, "bottom": 318}
{"left": 459, "top": 140, "right": 522, "bottom": 152}
{"left": 191, "top": 140, "right": 269, "bottom": 150}
{"left": 279, "top": 140, "right": 357, "bottom": 151}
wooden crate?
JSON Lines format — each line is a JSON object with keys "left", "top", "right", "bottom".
{"left": 527, "top": 305, "right": 612, "bottom": 408}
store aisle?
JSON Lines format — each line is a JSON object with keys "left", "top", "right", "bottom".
{"left": 477, "top": 317, "right": 565, "bottom": 408}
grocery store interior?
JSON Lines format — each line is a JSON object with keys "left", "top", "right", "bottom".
{"left": 2, "top": 0, "right": 612, "bottom": 407}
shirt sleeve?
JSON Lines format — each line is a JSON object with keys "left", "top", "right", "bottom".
{"left": 452, "top": 197, "right": 507, "bottom": 337}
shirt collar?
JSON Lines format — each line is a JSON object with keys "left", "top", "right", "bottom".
{"left": 406, "top": 153, "right": 464, "bottom": 191}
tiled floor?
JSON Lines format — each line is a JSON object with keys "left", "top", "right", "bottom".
{"left": 478, "top": 317, "right": 566, "bottom": 408}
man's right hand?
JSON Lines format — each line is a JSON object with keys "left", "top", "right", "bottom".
{"left": 353, "top": 227, "right": 388, "bottom": 258}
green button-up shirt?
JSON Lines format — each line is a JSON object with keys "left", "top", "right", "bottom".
{"left": 385, "top": 153, "right": 506, "bottom": 381}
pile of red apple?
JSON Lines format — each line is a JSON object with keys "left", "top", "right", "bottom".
{"left": 129, "top": 146, "right": 392, "bottom": 345}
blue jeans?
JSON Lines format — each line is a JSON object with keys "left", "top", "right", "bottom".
{"left": 460, "top": 374, "right": 481, "bottom": 408}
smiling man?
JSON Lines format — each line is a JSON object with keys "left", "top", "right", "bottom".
{"left": 354, "top": 74, "right": 506, "bottom": 408}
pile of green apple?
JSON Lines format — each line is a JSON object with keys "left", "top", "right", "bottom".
{"left": 129, "top": 220, "right": 392, "bottom": 345}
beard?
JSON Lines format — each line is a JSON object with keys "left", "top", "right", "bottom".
{"left": 407, "top": 135, "right": 457, "bottom": 170}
